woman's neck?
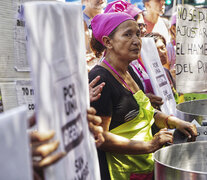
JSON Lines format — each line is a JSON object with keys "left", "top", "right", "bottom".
{"left": 104, "top": 55, "right": 129, "bottom": 75}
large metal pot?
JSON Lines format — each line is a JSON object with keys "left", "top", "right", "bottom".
{"left": 176, "top": 99, "right": 207, "bottom": 125}
{"left": 154, "top": 141, "right": 207, "bottom": 180}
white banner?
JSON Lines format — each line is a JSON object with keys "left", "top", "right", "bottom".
{"left": 141, "top": 37, "right": 176, "bottom": 115}
{"left": 24, "top": 2, "right": 100, "bottom": 180}
{"left": 176, "top": 4, "right": 207, "bottom": 93}
{"left": 0, "top": 106, "right": 32, "bottom": 180}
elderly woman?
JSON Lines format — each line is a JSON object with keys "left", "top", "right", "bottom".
{"left": 104, "top": 0, "right": 164, "bottom": 110}
{"left": 89, "top": 12, "right": 197, "bottom": 180}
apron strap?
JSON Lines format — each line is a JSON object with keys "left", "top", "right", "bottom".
{"left": 103, "top": 59, "right": 134, "bottom": 94}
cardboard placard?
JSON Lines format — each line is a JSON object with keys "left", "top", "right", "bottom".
{"left": 176, "top": 4, "right": 207, "bottom": 93}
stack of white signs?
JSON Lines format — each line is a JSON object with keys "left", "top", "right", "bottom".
{"left": 24, "top": 1, "right": 100, "bottom": 180}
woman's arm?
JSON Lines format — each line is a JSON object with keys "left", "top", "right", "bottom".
{"left": 99, "top": 116, "right": 173, "bottom": 155}
{"left": 154, "top": 111, "right": 197, "bottom": 141}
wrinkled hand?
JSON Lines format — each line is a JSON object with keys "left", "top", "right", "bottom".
{"left": 89, "top": 76, "right": 105, "bottom": 103}
{"left": 87, "top": 107, "right": 105, "bottom": 147}
{"left": 174, "top": 120, "right": 197, "bottom": 142}
{"left": 146, "top": 93, "right": 163, "bottom": 109}
{"left": 150, "top": 128, "right": 173, "bottom": 152}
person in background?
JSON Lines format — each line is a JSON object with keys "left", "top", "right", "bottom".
{"left": 167, "top": 13, "right": 176, "bottom": 79}
{"left": 144, "top": 31, "right": 181, "bottom": 105}
{"left": 104, "top": 0, "right": 163, "bottom": 109}
{"left": 142, "top": 0, "right": 170, "bottom": 69}
{"left": 82, "top": 0, "right": 107, "bottom": 71}
{"left": 145, "top": 32, "right": 175, "bottom": 89}
{"left": 83, "top": 0, "right": 107, "bottom": 53}
{"left": 89, "top": 12, "right": 197, "bottom": 180}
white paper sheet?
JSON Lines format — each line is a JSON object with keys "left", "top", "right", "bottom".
{"left": 24, "top": 2, "right": 100, "bottom": 180}
{"left": 141, "top": 37, "right": 176, "bottom": 115}
{"left": 0, "top": 106, "right": 32, "bottom": 180}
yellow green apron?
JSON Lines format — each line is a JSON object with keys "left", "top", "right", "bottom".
{"left": 106, "top": 90, "right": 155, "bottom": 180}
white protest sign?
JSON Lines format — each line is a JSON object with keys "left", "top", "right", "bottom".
{"left": 24, "top": 2, "right": 100, "bottom": 180}
{"left": 0, "top": 106, "right": 32, "bottom": 180}
{"left": 15, "top": 80, "right": 35, "bottom": 117}
{"left": 141, "top": 37, "right": 176, "bottom": 115}
{"left": 176, "top": 4, "right": 207, "bottom": 93}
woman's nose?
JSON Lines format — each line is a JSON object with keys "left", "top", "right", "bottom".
{"left": 132, "top": 38, "right": 138, "bottom": 45}
{"left": 133, "top": 35, "right": 141, "bottom": 45}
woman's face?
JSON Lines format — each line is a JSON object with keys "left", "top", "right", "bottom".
{"left": 155, "top": 39, "right": 168, "bottom": 65}
{"left": 109, "top": 20, "right": 142, "bottom": 61}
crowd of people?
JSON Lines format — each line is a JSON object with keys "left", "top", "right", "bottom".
{"left": 28, "top": 0, "right": 198, "bottom": 179}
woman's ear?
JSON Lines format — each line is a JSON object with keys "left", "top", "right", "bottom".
{"left": 102, "top": 36, "right": 113, "bottom": 49}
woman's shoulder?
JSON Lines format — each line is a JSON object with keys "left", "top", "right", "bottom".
{"left": 89, "top": 65, "right": 113, "bottom": 82}
{"left": 128, "top": 65, "right": 145, "bottom": 91}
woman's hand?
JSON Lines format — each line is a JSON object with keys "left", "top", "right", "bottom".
{"left": 87, "top": 107, "right": 105, "bottom": 147}
{"left": 146, "top": 93, "right": 163, "bottom": 109}
{"left": 173, "top": 119, "right": 197, "bottom": 142}
{"left": 149, "top": 128, "right": 173, "bottom": 153}
{"left": 89, "top": 76, "right": 105, "bottom": 103}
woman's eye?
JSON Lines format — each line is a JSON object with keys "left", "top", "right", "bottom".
{"left": 136, "top": 32, "right": 140, "bottom": 37}
{"left": 125, "top": 33, "right": 131, "bottom": 37}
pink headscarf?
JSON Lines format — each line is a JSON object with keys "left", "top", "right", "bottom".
{"left": 104, "top": 0, "right": 142, "bottom": 18}
{"left": 91, "top": 12, "right": 134, "bottom": 45}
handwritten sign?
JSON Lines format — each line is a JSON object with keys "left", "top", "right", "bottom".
{"left": 24, "top": 2, "right": 100, "bottom": 180}
{"left": 141, "top": 37, "right": 176, "bottom": 115}
{"left": 176, "top": 4, "right": 207, "bottom": 93}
